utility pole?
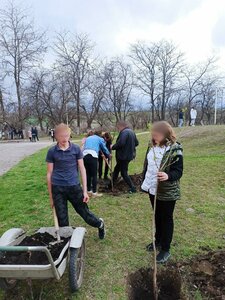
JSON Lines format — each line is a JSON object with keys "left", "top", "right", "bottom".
{"left": 214, "top": 88, "right": 218, "bottom": 125}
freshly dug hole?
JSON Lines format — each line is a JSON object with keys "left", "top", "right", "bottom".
{"left": 128, "top": 267, "right": 183, "bottom": 300}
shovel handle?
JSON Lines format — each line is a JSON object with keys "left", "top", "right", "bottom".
{"left": 52, "top": 207, "right": 61, "bottom": 242}
{"left": 53, "top": 207, "right": 59, "bottom": 230}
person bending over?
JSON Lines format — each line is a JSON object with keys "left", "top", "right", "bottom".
{"left": 83, "top": 130, "right": 110, "bottom": 197}
{"left": 46, "top": 123, "right": 105, "bottom": 239}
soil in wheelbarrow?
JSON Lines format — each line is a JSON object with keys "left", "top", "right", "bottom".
{"left": 0, "top": 232, "right": 70, "bottom": 265}
{"left": 98, "top": 173, "right": 143, "bottom": 196}
{"left": 128, "top": 249, "right": 225, "bottom": 300}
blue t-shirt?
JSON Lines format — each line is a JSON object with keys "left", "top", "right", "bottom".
{"left": 46, "top": 142, "right": 83, "bottom": 186}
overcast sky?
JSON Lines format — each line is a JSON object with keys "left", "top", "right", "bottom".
{"left": 2, "top": 0, "right": 225, "bottom": 65}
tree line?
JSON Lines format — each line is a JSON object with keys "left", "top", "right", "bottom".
{"left": 0, "top": 1, "right": 224, "bottom": 134}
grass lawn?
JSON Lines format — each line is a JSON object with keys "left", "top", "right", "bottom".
{"left": 0, "top": 125, "right": 225, "bottom": 300}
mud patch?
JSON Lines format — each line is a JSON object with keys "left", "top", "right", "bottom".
{"left": 0, "top": 232, "right": 70, "bottom": 265}
{"left": 98, "top": 173, "right": 143, "bottom": 196}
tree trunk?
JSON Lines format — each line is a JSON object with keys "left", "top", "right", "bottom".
{"left": 0, "top": 89, "right": 6, "bottom": 123}
{"left": 76, "top": 93, "right": 80, "bottom": 134}
{"left": 15, "top": 77, "right": 23, "bottom": 129}
{"left": 87, "top": 119, "right": 93, "bottom": 129}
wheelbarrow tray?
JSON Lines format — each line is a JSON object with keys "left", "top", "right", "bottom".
{"left": 0, "top": 226, "right": 84, "bottom": 280}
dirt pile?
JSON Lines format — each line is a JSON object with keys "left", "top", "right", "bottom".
{"left": 98, "top": 173, "right": 143, "bottom": 196}
{"left": 183, "top": 250, "right": 225, "bottom": 299}
{"left": 128, "top": 250, "right": 225, "bottom": 300}
{"left": 0, "top": 232, "right": 70, "bottom": 265}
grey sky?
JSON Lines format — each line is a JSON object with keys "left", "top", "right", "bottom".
{"left": 1, "top": 0, "right": 225, "bottom": 63}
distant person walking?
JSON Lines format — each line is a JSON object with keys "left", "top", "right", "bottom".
{"left": 28, "top": 130, "right": 32, "bottom": 142}
{"left": 34, "top": 127, "right": 39, "bottom": 141}
{"left": 190, "top": 108, "right": 197, "bottom": 126}
{"left": 178, "top": 110, "right": 184, "bottom": 127}
{"left": 51, "top": 129, "right": 55, "bottom": 142}
{"left": 111, "top": 120, "right": 139, "bottom": 193}
{"left": 31, "top": 127, "right": 36, "bottom": 142}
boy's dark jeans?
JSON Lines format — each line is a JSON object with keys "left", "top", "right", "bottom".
{"left": 52, "top": 184, "right": 101, "bottom": 228}
{"left": 113, "top": 159, "right": 135, "bottom": 189}
{"left": 84, "top": 154, "right": 98, "bottom": 193}
{"left": 150, "top": 194, "right": 176, "bottom": 252}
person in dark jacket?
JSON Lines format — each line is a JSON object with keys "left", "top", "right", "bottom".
{"left": 34, "top": 127, "right": 39, "bottom": 141}
{"left": 111, "top": 120, "right": 139, "bottom": 193}
{"left": 31, "top": 127, "right": 36, "bottom": 142}
{"left": 178, "top": 109, "right": 184, "bottom": 127}
{"left": 142, "top": 121, "right": 183, "bottom": 263}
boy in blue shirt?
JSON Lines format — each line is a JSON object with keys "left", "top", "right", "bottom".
{"left": 46, "top": 123, "right": 105, "bottom": 239}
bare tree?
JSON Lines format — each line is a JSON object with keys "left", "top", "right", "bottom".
{"left": 130, "top": 41, "right": 159, "bottom": 121}
{"left": 183, "top": 57, "right": 216, "bottom": 122}
{"left": 54, "top": 32, "right": 94, "bottom": 133}
{"left": 130, "top": 40, "right": 184, "bottom": 121}
{"left": 26, "top": 70, "right": 48, "bottom": 130}
{"left": 156, "top": 40, "right": 184, "bottom": 120}
{"left": 40, "top": 71, "right": 77, "bottom": 126}
{"left": 0, "top": 88, "right": 6, "bottom": 123}
{"left": 198, "top": 76, "right": 220, "bottom": 124}
{"left": 81, "top": 65, "right": 107, "bottom": 128}
{"left": 103, "top": 58, "right": 134, "bottom": 121}
{"left": 0, "top": 1, "right": 46, "bottom": 128}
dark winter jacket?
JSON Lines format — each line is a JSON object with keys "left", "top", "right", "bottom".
{"left": 112, "top": 127, "right": 139, "bottom": 161}
{"left": 142, "top": 142, "right": 183, "bottom": 201}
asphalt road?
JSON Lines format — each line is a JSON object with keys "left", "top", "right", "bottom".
{"left": 0, "top": 141, "right": 52, "bottom": 176}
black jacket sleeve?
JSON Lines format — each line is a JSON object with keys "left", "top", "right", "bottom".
{"left": 167, "top": 155, "right": 183, "bottom": 181}
{"left": 135, "top": 134, "right": 139, "bottom": 147}
{"left": 112, "top": 131, "right": 127, "bottom": 150}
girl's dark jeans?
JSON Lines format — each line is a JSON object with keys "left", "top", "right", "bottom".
{"left": 84, "top": 154, "right": 98, "bottom": 193}
{"left": 98, "top": 155, "right": 110, "bottom": 179}
{"left": 52, "top": 184, "right": 101, "bottom": 228}
{"left": 150, "top": 194, "right": 176, "bottom": 252}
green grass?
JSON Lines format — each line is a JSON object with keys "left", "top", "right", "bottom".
{"left": 0, "top": 125, "right": 225, "bottom": 299}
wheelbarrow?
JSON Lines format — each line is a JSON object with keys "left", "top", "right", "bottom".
{"left": 0, "top": 226, "right": 86, "bottom": 293}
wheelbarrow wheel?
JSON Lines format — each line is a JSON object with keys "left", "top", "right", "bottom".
{"left": 69, "top": 240, "right": 85, "bottom": 293}
{"left": 0, "top": 278, "right": 17, "bottom": 290}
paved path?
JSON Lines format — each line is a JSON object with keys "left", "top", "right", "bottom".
{"left": 0, "top": 141, "right": 52, "bottom": 176}
{"left": 0, "top": 133, "right": 148, "bottom": 176}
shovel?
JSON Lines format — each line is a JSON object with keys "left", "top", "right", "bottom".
{"left": 50, "top": 207, "right": 62, "bottom": 245}
{"left": 101, "top": 153, "right": 114, "bottom": 192}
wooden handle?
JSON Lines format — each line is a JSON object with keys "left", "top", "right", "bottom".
{"left": 53, "top": 207, "right": 59, "bottom": 230}
{"left": 52, "top": 207, "right": 61, "bottom": 242}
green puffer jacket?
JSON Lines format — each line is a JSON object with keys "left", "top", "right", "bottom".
{"left": 142, "top": 142, "right": 183, "bottom": 201}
